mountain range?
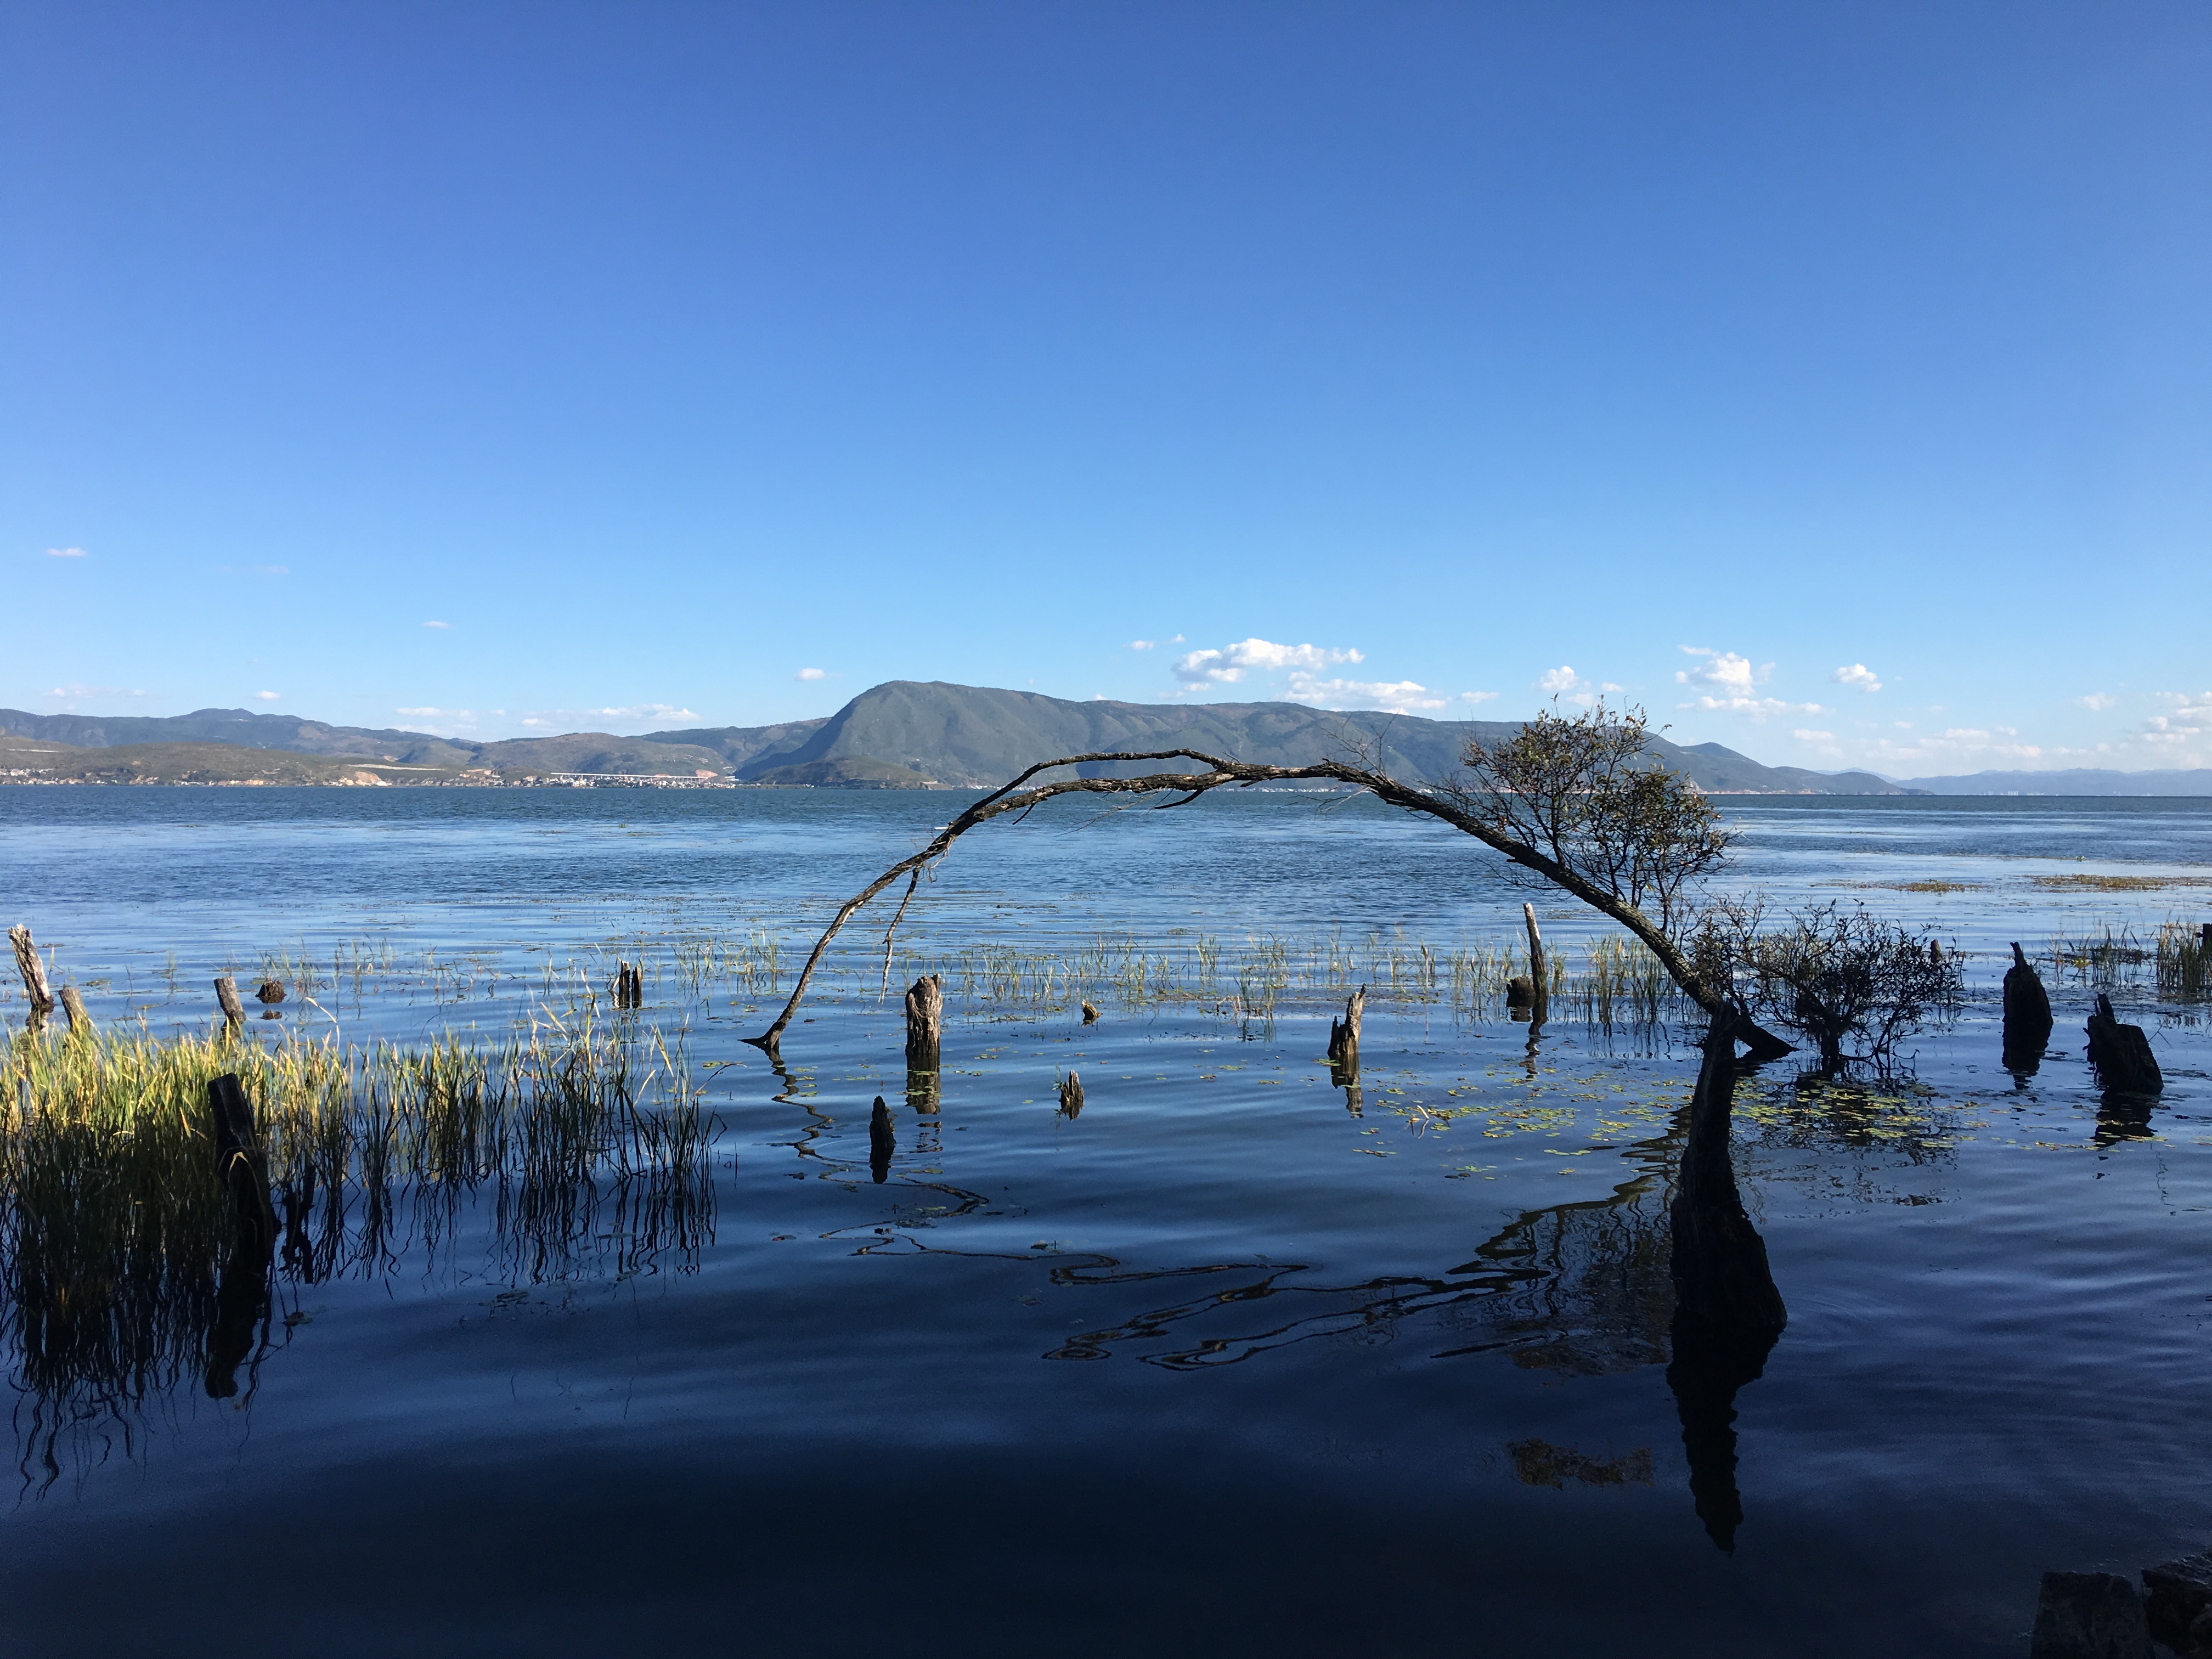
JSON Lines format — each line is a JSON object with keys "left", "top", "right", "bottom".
{"left": 3, "top": 682, "right": 1918, "bottom": 792}
{"left": 20, "top": 684, "right": 2208, "bottom": 794}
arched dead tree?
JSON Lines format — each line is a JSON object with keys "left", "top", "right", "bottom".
{"left": 743, "top": 704, "right": 1791, "bottom": 1062}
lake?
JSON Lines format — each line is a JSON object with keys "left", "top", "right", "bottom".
{"left": 2, "top": 786, "right": 2208, "bottom": 1657}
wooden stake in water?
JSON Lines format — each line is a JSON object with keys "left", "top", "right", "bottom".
{"left": 1522, "top": 903, "right": 1549, "bottom": 1026}
{"left": 59, "top": 986, "right": 93, "bottom": 1039}
{"left": 206, "top": 1073, "right": 277, "bottom": 1242}
{"left": 1327, "top": 986, "right": 1364, "bottom": 1074}
{"left": 214, "top": 975, "right": 246, "bottom": 1034}
{"left": 905, "top": 974, "right": 944, "bottom": 1074}
{"left": 9, "top": 925, "right": 55, "bottom": 1020}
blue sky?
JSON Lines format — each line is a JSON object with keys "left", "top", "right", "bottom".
{"left": 5, "top": 1, "right": 2207, "bottom": 775}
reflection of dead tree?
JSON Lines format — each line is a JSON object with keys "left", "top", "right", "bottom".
{"left": 1037, "top": 1122, "right": 1684, "bottom": 1372}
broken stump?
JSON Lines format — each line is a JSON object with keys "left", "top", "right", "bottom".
{"left": 2003, "top": 942, "right": 2055, "bottom": 1068}
{"left": 2086, "top": 994, "right": 2162, "bottom": 1093}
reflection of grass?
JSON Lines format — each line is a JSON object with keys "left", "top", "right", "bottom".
{"left": 1, "top": 1018, "right": 714, "bottom": 1462}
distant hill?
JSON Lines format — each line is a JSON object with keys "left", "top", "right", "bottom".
{"left": 1897, "top": 767, "right": 2212, "bottom": 797}
{"left": 3, "top": 684, "right": 1918, "bottom": 792}
{"left": 643, "top": 681, "right": 1909, "bottom": 793}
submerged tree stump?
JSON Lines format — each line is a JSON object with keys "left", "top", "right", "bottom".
{"left": 9, "top": 925, "right": 55, "bottom": 1022}
{"left": 1505, "top": 975, "right": 1535, "bottom": 1019}
{"left": 611, "top": 963, "right": 642, "bottom": 1009}
{"left": 1057, "top": 1071, "right": 1084, "bottom": 1119}
{"left": 2086, "top": 994, "right": 2162, "bottom": 1093}
{"left": 1080, "top": 1000, "right": 1101, "bottom": 1025}
{"left": 2002, "top": 943, "right": 2055, "bottom": 1069}
{"left": 1326, "top": 986, "right": 1364, "bottom": 1074}
{"left": 905, "top": 973, "right": 944, "bottom": 1073}
{"left": 213, "top": 975, "right": 246, "bottom": 1034}
{"left": 255, "top": 979, "right": 286, "bottom": 1005}
{"left": 58, "top": 986, "right": 93, "bottom": 1038}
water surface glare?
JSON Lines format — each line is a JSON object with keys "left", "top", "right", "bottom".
{"left": 2, "top": 787, "right": 2209, "bottom": 1657}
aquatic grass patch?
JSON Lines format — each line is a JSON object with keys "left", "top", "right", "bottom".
{"left": 0, "top": 1017, "right": 717, "bottom": 1459}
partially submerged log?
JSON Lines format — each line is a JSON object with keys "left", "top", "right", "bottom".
{"left": 1325, "top": 987, "right": 1364, "bottom": 1074}
{"left": 9, "top": 925, "right": 55, "bottom": 1021}
{"left": 2086, "top": 994, "right": 2162, "bottom": 1093}
{"left": 2003, "top": 942, "right": 2055, "bottom": 1069}
{"left": 868, "top": 1094, "right": 895, "bottom": 1184}
{"left": 1057, "top": 1071, "right": 1084, "bottom": 1119}
{"left": 905, "top": 973, "right": 944, "bottom": 1074}
{"left": 213, "top": 975, "right": 246, "bottom": 1034}
{"left": 255, "top": 979, "right": 286, "bottom": 1005}
{"left": 58, "top": 986, "right": 93, "bottom": 1038}
{"left": 2030, "top": 1570, "right": 2152, "bottom": 1659}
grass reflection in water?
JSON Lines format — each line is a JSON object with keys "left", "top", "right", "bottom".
{"left": 2, "top": 1017, "right": 714, "bottom": 1488}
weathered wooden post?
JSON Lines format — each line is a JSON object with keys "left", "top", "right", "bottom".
{"left": 1057, "top": 1071, "right": 1085, "bottom": 1119}
{"left": 905, "top": 973, "right": 944, "bottom": 1073}
{"left": 204, "top": 1078, "right": 275, "bottom": 1400}
{"left": 868, "top": 1093, "right": 895, "bottom": 1184}
{"left": 58, "top": 987, "right": 93, "bottom": 1039}
{"left": 2002, "top": 943, "right": 2054, "bottom": 1069}
{"left": 610, "top": 962, "right": 642, "bottom": 1009}
{"left": 1523, "top": 903, "right": 1550, "bottom": 1026}
{"left": 2086, "top": 994, "right": 2162, "bottom": 1093}
{"left": 213, "top": 975, "right": 246, "bottom": 1034}
{"left": 9, "top": 925, "right": 55, "bottom": 1025}
{"left": 1326, "top": 986, "right": 1364, "bottom": 1074}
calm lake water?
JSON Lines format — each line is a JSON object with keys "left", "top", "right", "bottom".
{"left": 2, "top": 786, "right": 2209, "bottom": 1657}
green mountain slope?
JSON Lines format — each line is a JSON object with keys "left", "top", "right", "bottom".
{"left": 644, "top": 681, "right": 1908, "bottom": 793}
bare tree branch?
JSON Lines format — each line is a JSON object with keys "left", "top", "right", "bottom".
{"left": 744, "top": 735, "right": 1780, "bottom": 1056}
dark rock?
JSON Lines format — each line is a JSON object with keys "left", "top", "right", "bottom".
{"left": 254, "top": 979, "right": 286, "bottom": 1004}
{"left": 2030, "top": 1571, "right": 2151, "bottom": 1658}
{"left": 1505, "top": 975, "right": 1534, "bottom": 1011}
{"left": 2144, "top": 1551, "right": 2212, "bottom": 1650}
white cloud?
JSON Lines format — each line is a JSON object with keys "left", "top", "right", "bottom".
{"left": 395, "top": 707, "right": 458, "bottom": 718}
{"left": 1793, "top": 729, "right": 1836, "bottom": 742}
{"left": 44, "top": 546, "right": 86, "bottom": 558}
{"left": 1130, "top": 635, "right": 1182, "bottom": 650}
{"left": 1831, "top": 663, "right": 1882, "bottom": 693}
{"left": 43, "top": 683, "right": 144, "bottom": 699}
{"left": 2077, "top": 692, "right": 2117, "bottom": 711}
{"left": 1173, "top": 637, "right": 1363, "bottom": 685}
{"left": 1675, "top": 646, "right": 1823, "bottom": 719}
{"left": 1533, "top": 666, "right": 1622, "bottom": 709}
{"left": 1283, "top": 674, "right": 1446, "bottom": 712}
{"left": 422, "top": 620, "right": 452, "bottom": 630}
{"left": 793, "top": 668, "right": 835, "bottom": 681}
{"left": 1460, "top": 690, "right": 1499, "bottom": 704}
{"left": 253, "top": 691, "right": 281, "bottom": 702}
